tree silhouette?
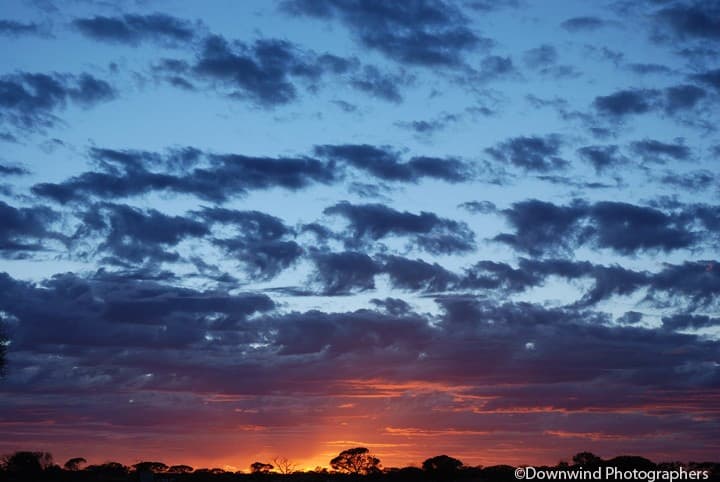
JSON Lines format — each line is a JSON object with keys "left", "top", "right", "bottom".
{"left": 250, "top": 461, "right": 274, "bottom": 474}
{"left": 168, "top": 464, "right": 194, "bottom": 474}
{"left": 572, "top": 452, "right": 603, "bottom": 468}
{"left": 422, "top": 455, "right": 463, "bottom": 479}
{"left": 133, "top": 461, "right": 169, "bottom": 473}
{"left": 85, "top": 461, "right": 128, "bottom": 477}
{"left": 273, "top": 456, "right": 298, "bottom": 474}
{"left": 2, "top": 451, "right": 54, "bottom": 475}
{"left": 330, "top": 447, "right": 381, "bottom": 475}
{"left": 63, "top": 457, "right": 87, "bottom": 471}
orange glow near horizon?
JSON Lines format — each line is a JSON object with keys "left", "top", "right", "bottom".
{"left": 3, "top": 380, "right": 719, "bottom": 471}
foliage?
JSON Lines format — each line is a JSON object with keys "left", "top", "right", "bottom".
{"left": 63, "top": 457, "right": 87, "bottom": 471}
{"left": 250, "top": 461, "right": 274, "bottom": 474}
{"left": 330, "top": 447, "right": 381, "bottom": 475}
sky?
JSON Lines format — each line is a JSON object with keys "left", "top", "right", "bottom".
{"left": 0, "top": 0, "right": 719, "bottom": 472}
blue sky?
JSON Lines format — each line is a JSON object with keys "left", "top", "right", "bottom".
{"left": 1, "top": 0, "right": 719, "bottom": 471}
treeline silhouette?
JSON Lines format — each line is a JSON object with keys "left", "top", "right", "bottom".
{"left": 1, "top": 448, "right": 718, "bottom": 482}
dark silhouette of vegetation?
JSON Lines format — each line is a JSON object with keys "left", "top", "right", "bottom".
{"left": 133, "top": 461, "right": 169, "bottom": 474}
{"left": 63, "top": 457, "right": 87, "bottom": 471}
{"left": 422, "top": 455, "right": 463, "bottom": 480}
{"left": 168, "top": 465, "right": 194, "bottom": 474}
{"left": 330, "top": 447, "right": 381, "bottom": 475}
{"left": 250, "top": 462, "right": 274, "bottom": 474}
{"left": 1, "top": 451, "right": 53, "bottom": 477}
{"left": 0, "top": 449, "right": 718, "bottom": 482}
{"left": 572, "top": 451, "right": 603, "bottom": 469}
{"left": 272, "top": 457, "right": 297, "bottom": 475}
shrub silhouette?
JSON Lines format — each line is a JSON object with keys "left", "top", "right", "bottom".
{"left": 422, "top": 454, "right": 463, "bottom": 478}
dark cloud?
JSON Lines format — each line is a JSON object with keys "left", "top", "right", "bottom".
{"left": 331, "top": 99, "right": 358, "bottom": 112}
{"left": 593, "top": 85, "right": 708, "bottom": 119}
{"left": 156, "top": 34, "right": 408, "bottom": 105}
{"left": 461, "top": 260, "right": 541, "bottom": 293}
{"left": 282, "top": 0, "right": 488, "bottom": 67}
{"left": 33, "top": 147, "right": 337, "bottom": 203}
{"left": 73, "top": 13, "right": 197, "bottom": 46}
{"left": 486, "top": 135, "right": 567, "bottom": 172}
{"left": 395, "top": 113, "right": 461, "bottom": 135}
{"left": 654, "top": 2, "right": 720, "bottom": 41}
{"left": 593, "top": 88, "right": 662, "bottom": 117}
{"left": 630, "top": 139, "right": 691, "bottom": 163}
{"left": 199, "top": 208, "right": 303, "bottom": 280}
{"left": 0, "top": 163, "right": 28, "bottom": 176}
{"left": 70, "top": 73, "right": 116, "bottom": 107}
{"left": 517, "top": 258, "right": 649, "bottom": 307}
{"left": 521, "top": 46, "right": 578, "bottom": 79}
{"left": 311, "top": 251, "right": 380, "bottom": 294}
{"left": 494, "top": 200, "right": 585, "bottom": 256}
{"left": 495, "top": 199, "right": 703, "bottom": 256}
{"left": 95, "top": 204, "right": 209, "bottom": 265}
{"left": 0, "top": 72, "right": 115, "bottom": 131}
{"left": 662, "top": 314, "right": 720, "bottom": 331}
{"left": 369, "top": 297, "right": 413, "bottom": 315}
{"left": 471, "top": 55, "right": 516, "bottom": 82}
{"left": 664, "top": 84, "right": 707, "bottom": 113}
{"left": 465, "top": 0, "right": 519, "bottom": 11}
{"left": 192, "top": 35, "right": 312, "bottom": 105}
{"left": 305, "top": 251, "right": 707, "bottom": 310}
{"left": 458, "top": 200, "right": 496, "bottom": 214}
{"left": 0, "top": 19, "right": 42, "bottom": 37}
{"left": 265, "top": 307, "right": 433, "bottom": 356}
{"left": 535, "top": 175, "right": 616, "bottom": 190}
{"left": 0, "top": 271, "right": 275, "bottom": 352}
{"left": 617, "top": 311, "right": 644, "bottom": 324}
{"left": 315, "top": 144, "right": 470, "bottom": 183}
{"left": 692, "top": 69, "right": 720, "bottom": 92}
{"left": 0, "top": 201, "right": 59, "bottom": 255}
{"left": 577, "top": 145, "right": 627, "bottom": 172}
{"left": 215, "top": 238, "right": 303, "bottom": 280}
{"left": 560, "top": 16, "right": 611, "bottom": 31}
{"left": 648, "top": 260, "right": 720, "bottom": 309}
{"left": 35, "top": 143, "right": 478, "bottom": 204}
{"left": 324, "top": 201, "right": 475, "bottom": 254}
{"left": 349, "top": 65, "right": 409, "bottom": 102}
{"left": 381, "top": 254, "right": 458, "bottom": 292}
{"left": 627, "top": 63, "right": 674, "bottom": 75}
{"left": 199, "top": 208, "right": 294, "bottom": 241}
{"left": 523, "top": 44, "right": 557, "bottom": 68}
{"left": 659, "top": 170, "right": 715, "bottom": 190}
